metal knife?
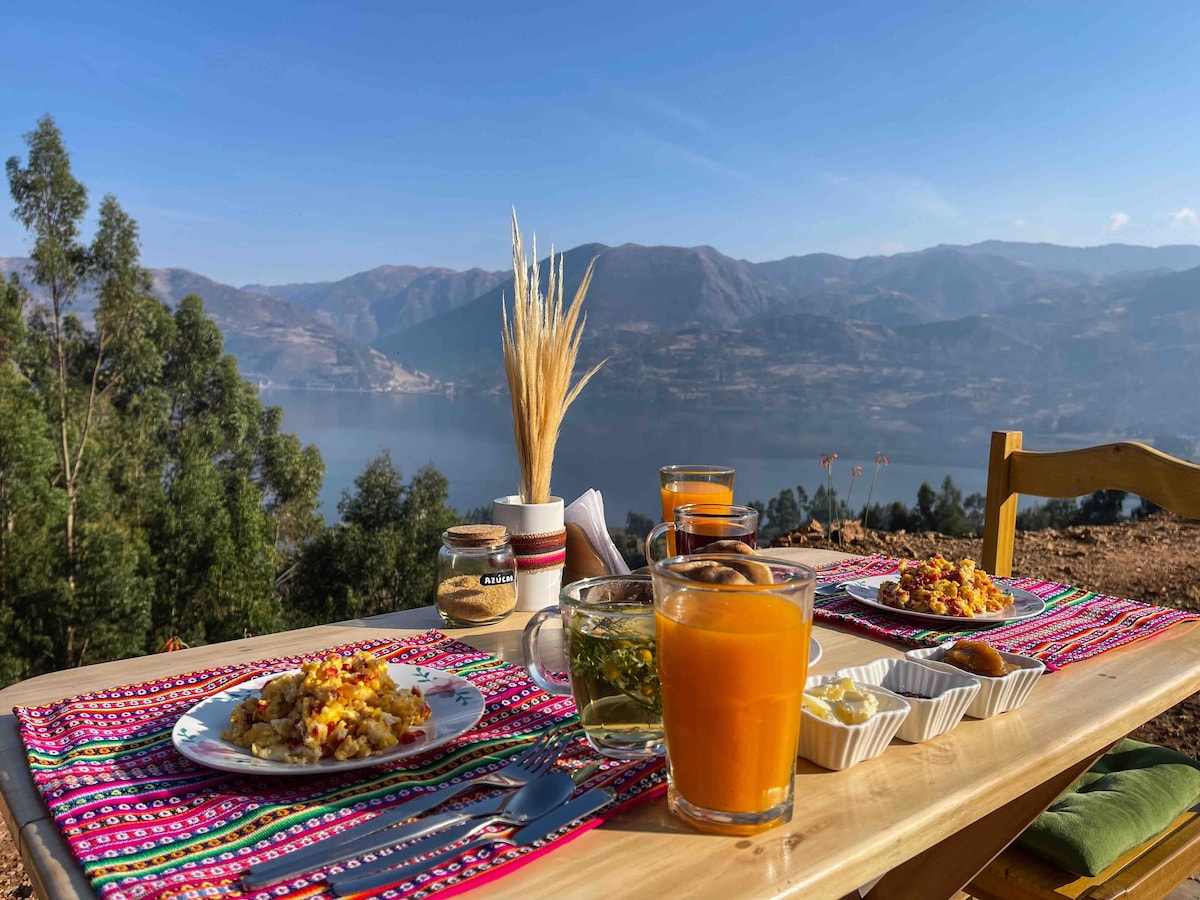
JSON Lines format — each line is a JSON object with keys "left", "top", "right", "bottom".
{"left": 246, "top": 792, "right": 513, "bottom": 892}
{"left": 326, "top": 787, "right": 615, "bottom": 896}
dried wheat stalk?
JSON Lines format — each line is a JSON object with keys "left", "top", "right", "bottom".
{"left": 502, "top": 210, "right": 603, "bottom": 504}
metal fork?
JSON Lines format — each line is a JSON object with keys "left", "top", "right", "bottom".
{"left": 242, "top": 723, "right": 575, "bottom": 890}
{"left": 384, "top": 722, "right": 573, "bottom": 820}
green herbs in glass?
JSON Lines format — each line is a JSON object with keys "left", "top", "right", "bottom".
{"left": 566, "top": 603, "right": 662, "bottom": 755}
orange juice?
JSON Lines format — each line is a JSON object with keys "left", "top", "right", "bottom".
{"left": 659, "top": 481, "right": 734, "bottom": 554}
{"left": 655, "top": 589, "right": 810, "bottom": 831}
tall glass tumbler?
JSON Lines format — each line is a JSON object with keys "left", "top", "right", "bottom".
{"left": 650, "top": 553, "right": 815, "bottom": 835}
{"left": 658, "top": 465, "right": 735, "bottom": 556}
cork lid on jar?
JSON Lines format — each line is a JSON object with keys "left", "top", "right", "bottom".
{"left": 444, "top": 524, "right": 510, "bottom": 547}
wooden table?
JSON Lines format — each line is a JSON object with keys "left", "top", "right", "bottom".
{"left": 3, "top": 548, "right": 1200, "bottom": 900}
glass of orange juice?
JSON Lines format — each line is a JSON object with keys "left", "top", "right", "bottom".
{"left": 650, "top": 553, "right": 815, "bottom": 835}
{"left": 658, "top": 465, "right": 735, "bottom": 555}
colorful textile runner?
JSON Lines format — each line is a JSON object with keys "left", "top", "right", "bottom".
{"left": 814, "top": 555, "right": 1200, "bottom": 671}
{"left": 15, "top": 631, "right": 666, "bottom": 900}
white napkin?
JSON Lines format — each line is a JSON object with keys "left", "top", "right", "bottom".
{"left": 565, "top": 489, "right": 630, "bottom": 575}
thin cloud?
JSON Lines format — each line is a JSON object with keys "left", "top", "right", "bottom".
{"left": 880, "top": 241, "right": 906, "bottom": 255}
{"left": 613, "top": 100, "right": 751, "bottom": 184}
{"left": 1013, "top": 218, "right": 1027, "bottom": 227}
{"left": 625, "top": 127, "right": 754, "bottom": 185}
{"left": 1169, "top": 208, "right": 1199, "bottom": 228}
{"left": 631, "top": 96, "right": 718, "bottom": 138}
{"left": 823, "top": 172, "right": 959, "bottom": 222}
{"left": 1108, "top": 211, "right": 1130, "bottom": 232}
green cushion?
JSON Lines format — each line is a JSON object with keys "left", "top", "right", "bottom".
{"left": 1016, "top": 739, "right": 1200, "bottom": 877}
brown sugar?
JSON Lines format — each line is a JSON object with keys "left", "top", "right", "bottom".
{"left": 437, "top": 574, "right": 516, "bottom": 623}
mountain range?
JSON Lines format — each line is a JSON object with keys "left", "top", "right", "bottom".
{"left": 4, "top": 240, "right": 1200, "bottom": 464}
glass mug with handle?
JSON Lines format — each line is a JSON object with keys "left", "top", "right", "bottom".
{"left": 522, "top": 574, "right": 664, "bottom": 759}
{"left": 645, "top": 503, "right": 759, "bottom": 563}
{"left": 659, "top": 465, "right": 735, "bottom": 555}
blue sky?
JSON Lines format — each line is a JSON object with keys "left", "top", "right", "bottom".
{"left": 3, "top": 0, "right": 1200, "bottom": 285}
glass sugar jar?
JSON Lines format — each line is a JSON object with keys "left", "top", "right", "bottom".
{"left": 436, "top": 524, "right": 517, "bottom": 627}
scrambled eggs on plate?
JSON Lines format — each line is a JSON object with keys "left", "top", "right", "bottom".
{"left": 222, "top": 650, "right": 432, "bottom": 763}
{"left": 878, "top": 555, "right": 1011, "bottom": 618}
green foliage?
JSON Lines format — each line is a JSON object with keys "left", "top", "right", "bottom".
{"left": 915, "top": 482, "right": 937, "bottom": 531}
{"left": 286, "top": 453, "right": 458, "bottom": 626}
{"left": 1016, "top": 498, "right": 1079, "bottom": 531}
{"left": 1128, "top": 497, "right": 1162, "bottom": 521}
{"left": 0, "top": 116, "right": 502, "bottom": 688}
{"left": 0, "top": 119, "right": 336, "bottom": 686}
{"left": 609, "top": 510, "right": 654, "bottom": 571}
{"left": 0, "top": 274, "right": 28, "bottom": 362}
{"left": 460, "top": 505, "right": 492, "bottom": 525}
{"left": 863, "top": 500, "right": 923, "bottom": 533}
{"left": 6, "top": 115, "right": 88, "bottom": 308}
{"left": 964, "top": 492, "right": 986, "bottom": 534}
{"left": 0, "top": 365, "right": 64, "bottom": 682}
{"left": 1076, "top": 490, "right": 1126, "bottom": 526}
{"left": 930, "top": 476, "right": 970, "bottom": 537}
{"left": 810, "top": 484, "right": 851, "bottom": 524}
{"left": 763, "top": 487, "right": 804, "bottom": 540}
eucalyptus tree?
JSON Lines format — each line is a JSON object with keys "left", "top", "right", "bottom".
{"left": 6, "top": 115, "right": 89, "bottom": 559}
{"left": 5, "top": 118, "right": 326, "bottom": 675}
{"left": 152, "top": 295, "right": 325, "bottom": 646}
{"left": 6, "top": 120, "right": 177, "bottom": 667}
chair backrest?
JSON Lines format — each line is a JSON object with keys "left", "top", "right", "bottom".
{"left": 981, "top": 430, "right": 1200, "bottom": 577}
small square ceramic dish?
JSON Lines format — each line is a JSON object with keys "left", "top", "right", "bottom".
{"left": 834, "top": 658, "right": 980, "bottom": 743}
{"left": 798, "top": 674, "right": 910, "bottom": 770}
{"left": 905, "top": 642, "right": 1045, "bottom": 718}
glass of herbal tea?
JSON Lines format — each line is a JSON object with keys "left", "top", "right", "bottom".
{"left": 522, "top": 574, "right": 663, "bottom": 759}
{"left": 645, "top": 503, "right": 759, "bottom": 563}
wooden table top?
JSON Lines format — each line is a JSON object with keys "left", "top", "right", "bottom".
{"left": 3, "top": 548, "right": 1199, "bottom": 900}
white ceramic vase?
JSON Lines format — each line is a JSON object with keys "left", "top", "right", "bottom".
{"left": 492, "top": 495, "right": 566, "bottom": 611}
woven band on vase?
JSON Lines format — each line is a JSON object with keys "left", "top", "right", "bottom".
{"left": 509, "top": 528, "right": 567, "bottom": 573}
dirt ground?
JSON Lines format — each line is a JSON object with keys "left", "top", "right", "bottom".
{"left": 2, "top": 514, "right": 1198, "bottom": 897}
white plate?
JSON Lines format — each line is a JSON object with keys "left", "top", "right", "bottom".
{"left": 172, "top": 663, "right": 485, "bottom": 775}
{"left": 840, "top": 575, "right": 1046, "bottom": 626}
{"left": 810, "top": 637, "right": 822, "bottom": 665}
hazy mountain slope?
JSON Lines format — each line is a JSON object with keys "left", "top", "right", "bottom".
{"left": 379, "top": 242, "right": 1076, "bottom": 379}
{"left": 0, "top": 257, "right": 32, "bottom": 281}
{"left": 244, "top": 265, "right": 507, "bottom": 344}
{"left": 9, "top": 239, "right": 1200, "bottom": 434}
{"left": 376, "top": 243, "right": 610, "bottom": 376}
{"left": 861, "top": 249, "right": 1074, "bottom": 319}
{"left": 0, "top": 258, "right": 432, "bottom": 392}
{"left": 583, "top": 244, "right": 790, "bottom": 328}
{"left": 151, "top": 269, "right": 434, "bottom": 391}
{"left": 748, "top": 252, "right": 872, "bottom": 295}
{"left": 948, "top": 241, "right": 1200, "bottom": 277}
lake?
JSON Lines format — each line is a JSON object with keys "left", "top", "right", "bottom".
{"left": 263, "top": 389, "right": 992, "bottom": 526}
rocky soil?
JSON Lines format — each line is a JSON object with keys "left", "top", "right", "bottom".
{"left": 3, "top": 514, "right": 1198, "bottom": 897}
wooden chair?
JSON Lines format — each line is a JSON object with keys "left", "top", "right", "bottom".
{"left": 970, "top": 430, "right": 1200, "bottom": 899}
{"left": 981, "top": 430, "right": 1200, "bottom": 577}
{"left": 967, "top": 806, "right": 1200, "bottom": 900}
